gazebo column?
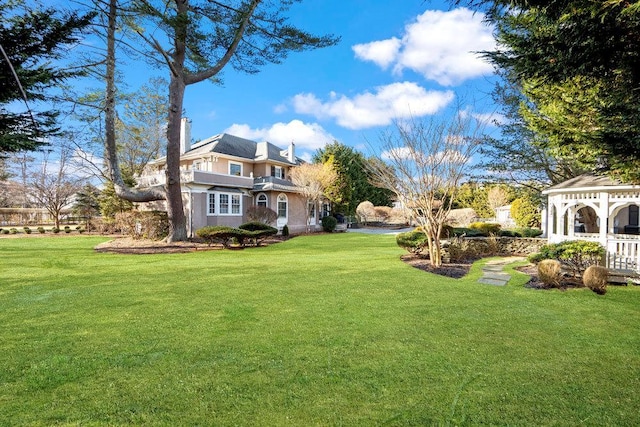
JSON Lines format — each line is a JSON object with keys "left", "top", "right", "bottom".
{"left": 599, "top": 192, "right": 609, "bottom": 248}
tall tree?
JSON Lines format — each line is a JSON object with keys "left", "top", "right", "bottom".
{"left": 369, "top": 114, "right": 481, "bottom": 267}
{"left": 457, "top": 0, "right": 640, "bottom": 181}
{"left": 103, "top": 0, "right": 339, "bottom": 242}
{"left": 313, "top": 141, "right": 394, "bottom": 216}
{"left": 0, "top": 0, "right": 93, "bottom": 154}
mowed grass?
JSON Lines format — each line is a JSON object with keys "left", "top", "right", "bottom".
{"left": 1, "top": 234, "right": 639, "bottom": 426}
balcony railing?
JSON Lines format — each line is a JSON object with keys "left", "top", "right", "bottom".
{"left": 136, "top": 169, "right": 254, "bottom": 188}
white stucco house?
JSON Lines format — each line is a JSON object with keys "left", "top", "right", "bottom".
{"left": 543, "top": 173, "right": 640, "bottom": 271}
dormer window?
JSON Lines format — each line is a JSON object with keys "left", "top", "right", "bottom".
{"left": 229, "top": 162, "right": 242, "bottom": 176}
{"left": 271, "top": 165, "right": 284, "bottom": 179}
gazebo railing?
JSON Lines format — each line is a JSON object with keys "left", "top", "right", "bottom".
{"left": 607, "top": 237, "right": 640, "bottom": 272}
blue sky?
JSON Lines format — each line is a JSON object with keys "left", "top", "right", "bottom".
{"left": 40, "top": 0, "right": 502, "bottom": 165}
{"left": 116, "top": 0, "right": 502, "bottom": 162}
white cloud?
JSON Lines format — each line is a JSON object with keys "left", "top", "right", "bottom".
{"left": 472, "top": 111, "right": 507, "bottom": 127}
{"left": 224, "top": 119, "right": 334, "bottom": 151}
{"left": 381, "top": 146, "right": 413, "bottom": 160}
{"left": 354, "top": 8, "right": 495, "bottom": 86}
{"left": 352, "top": 37, "right": 401, "bottom": 69}
{"left": 292, "top": 82, "right": 454, "bottom": 130}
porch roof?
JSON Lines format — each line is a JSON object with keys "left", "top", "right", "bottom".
{"left": 542, "top": 173, "right": 638, "bottom": 194}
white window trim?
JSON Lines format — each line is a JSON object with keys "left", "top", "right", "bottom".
{"left": 257, "top": 193, "right": 268, "bottom": 207}
{"left": 207, "top": 191, "right": 243, "bottom": 216}
{"left": 229, "top": 161, "right": 243, "bottom": 176}
{"left": 277, "top": 193, "right": 288, "bottom": 219}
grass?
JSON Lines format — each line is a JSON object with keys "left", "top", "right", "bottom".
{"left": 1, "top": 233, "right": 639, "bottom": 426}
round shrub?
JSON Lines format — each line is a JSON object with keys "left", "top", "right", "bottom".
{"left": 538, "top": 259, "right": 562, "bottom": 288}
{"left": 24, "top": 227, "right": 31, "bottom": 234}
{"left": 38, "top": 227, "right": 45, "bottom": 234}
{"left": 396, "top": 231, "right": 428, "bottom": 256}
{"left": 9, "top": 228, "right": 17, "bottom": 234}
{"left": 321, "top": 215, "right": 337, "bottom": 232}
{"left": 583, "top": 265, "right": 608, "bottom": 295}
{"left": 1, "top": 229, "right": 8, "bottom": 234}
{"left": 52, "top": 227, "right": 60, "bottom": 233}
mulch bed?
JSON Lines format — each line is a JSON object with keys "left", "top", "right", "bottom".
{"left": 401, "top": 254, "right": 473, "bottom": 279}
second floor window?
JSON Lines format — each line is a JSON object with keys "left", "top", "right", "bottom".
{"left": 229, "top": 162, "right": 242, "bottom": 176}
{"left": 271, "top": 165, "right": 284, "bottom": 179}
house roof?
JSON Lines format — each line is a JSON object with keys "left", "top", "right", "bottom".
{"left": 187, "top": 133, "right": 298, "bottom": 165}
{"left": 253, "top": 176, "right": 299, "bottom": 192}
{"left": 542, "top": 173, "right": 638, "bottom": 194}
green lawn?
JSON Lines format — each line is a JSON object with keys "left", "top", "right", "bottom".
{"left": 1, "top": 234, "right": 639, "bottom": 426}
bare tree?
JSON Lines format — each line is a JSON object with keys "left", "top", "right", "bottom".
{"left": 290, "top": 163, "right": 338, "bottom": 233}
{"left": 29, "top": 141, "right": 82, "bottom": 229}
{"left": 369, "top": 115, "right": 482, "bottom": 267}
{"left": 487, "top": 185, "right": 510, "bottom": 216}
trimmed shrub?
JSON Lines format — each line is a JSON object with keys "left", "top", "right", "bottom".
{"left": 52, "top": 227, "right": 60, "bottom": 233}
{"left": 469, "top": 222, "right": 501, "bottom": 236}
{"left": 1, "top": 229, "right": 8, "bottom": 234}
{"left": 321, "top": 215, "right": 337, "bottom": 232}
{"left": 281, "top": 224, "right": 289, "bottom": 237}
{"left": 239, "top": 222, "right": 278, "bottom": 246}
{"left": 9, "top": 228, "right": 17, "bottom": 234}
{"left": 37, "top": 227, "right": 45, "bottom": 234}
{"left": 24, "top": 227, "right": 31, "bottom": 234}
{"left": 583, "top": 265, "right": 608, "bottom": 295}
{"left": 452, "top": 227, "right": 486, "bottom": 237}
{"left": 396, "top": 231, "right": 428, "bottom": 256}
{"left": 538, "top": 259, "right": 563, "bottom": 288}
{"left": 195, "top": 226, "right": 251, "bottom": 248}
{"left": 516, "top": 227, "right": 543, "bottom": 238}
{"left": 528, "top": 240, "right": 605, "bottom": 278}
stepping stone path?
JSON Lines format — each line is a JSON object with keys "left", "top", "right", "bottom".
{"left": 478, "top": 257, "right": 525, "bottom": 286}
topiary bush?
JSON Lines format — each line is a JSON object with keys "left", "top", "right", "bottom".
{"left": 239, "top": 222, "right": 278, "bottom": 246}
{"left": 37, "top": 227, "right": 45, "bottom": 234}
{"left": 195, "top": 226, "right": 252, "bottom": 248}
{"left": 538, "top": 259, "right": 563, "bottom": 288}
{"left": 321, "top": 215, "right": 337, "bottom": 232}
{"left": 23, "top": 227, "right": 31, "bottom": 234}
{"left": 469, "top": 222, "right": 501, "bottom": 236}
{"left": 281, "top": 224, "right": 289, "bottom": 237}
{"left": 1, "top": 229, "right": 8, "bottom": 234}
{"left": 9, "top": 228, "right": 17, "bottom": 234}
{"left": 396, "top": 231, "right": 428, "bottom": 256}
{"left": 52, "top": 227, "right": 60, "bottom": 234}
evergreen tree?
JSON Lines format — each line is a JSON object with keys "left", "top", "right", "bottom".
{"left": 0, "top": 1, "right": 93, "bottom": 154}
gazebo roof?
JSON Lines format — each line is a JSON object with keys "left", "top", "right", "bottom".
{"left": 542, "top": 173, "right": 637, "bottom": 194}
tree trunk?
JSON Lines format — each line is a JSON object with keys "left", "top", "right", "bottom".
{"left": 165, "top": 75, "right": 187, "bottom": 242}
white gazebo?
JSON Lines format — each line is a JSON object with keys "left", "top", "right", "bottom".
{"left": 543, "top": 173, "right": 640, "bottom": 271}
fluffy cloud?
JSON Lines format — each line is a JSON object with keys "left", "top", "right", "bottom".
{"left": 292, "top": 82, "right": 454, "bottom": 130}
{"left": 224, "top": 120, "right": 334, "bottom": 151}
{"left": 353, "top": 8, "right": 495, "bottom": 86}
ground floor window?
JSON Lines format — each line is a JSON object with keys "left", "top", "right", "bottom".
{"left": 277, "top": 194, "right": 288, "bottom": 219}
{"left": 207, "top": 191, "right": 243, "bottom": 216}
{"left": 257, "top": 193, "right": 268, "bottom": 207}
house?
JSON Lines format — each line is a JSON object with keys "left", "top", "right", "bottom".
{"left": 136, "top": 118, "right": 330, "bottom": 236}
{"left": 495, "top": 205, "right": 515, "bottom": 227}
{"left": 542, "top": 173, "right": 640, "bottom": 271}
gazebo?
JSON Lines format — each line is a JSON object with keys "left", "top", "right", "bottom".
{"left": 543, "top": 173, "right": 640, "bottom": 271}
